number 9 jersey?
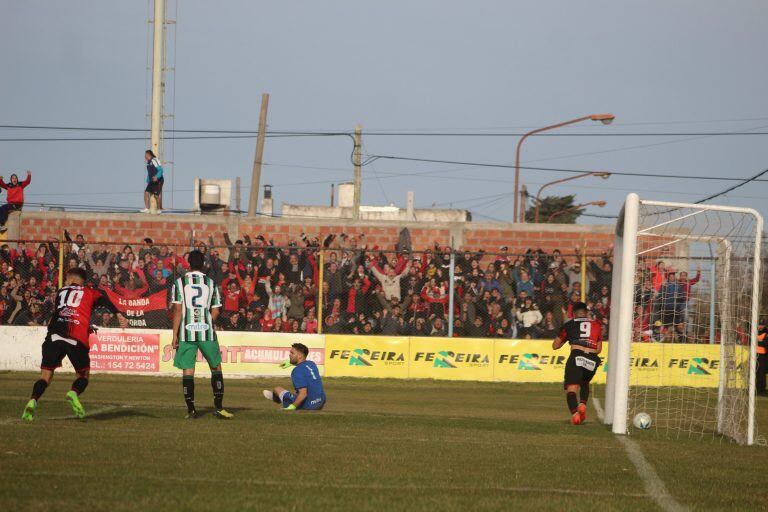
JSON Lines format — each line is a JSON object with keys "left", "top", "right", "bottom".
{"left": 171, "top": 271, "right": 222, "bottom": 342}
{"left": 559, "top": 317, "right": 602, "bottom": 351}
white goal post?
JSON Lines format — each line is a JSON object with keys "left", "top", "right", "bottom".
{"left": 605, "top": 193, "right": 763, "bottom": 445}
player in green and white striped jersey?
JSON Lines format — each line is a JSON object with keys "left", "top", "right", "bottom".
{"left": 170, "top": 250, "right": 233, "bottom": 419}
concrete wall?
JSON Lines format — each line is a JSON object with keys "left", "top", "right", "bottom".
{"left": 281, "top": 204, "right": 470, "bottom": 223}
{"left": 7, "top": 210, "right": 615, "bottom": 253}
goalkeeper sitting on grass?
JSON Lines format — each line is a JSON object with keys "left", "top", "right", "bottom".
{"left": 263, "top": 343, "right": 326, "bottom": 410}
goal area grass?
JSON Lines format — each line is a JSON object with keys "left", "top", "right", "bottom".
{"left": 1, "top": 372, "right": 766, "bottom": 511}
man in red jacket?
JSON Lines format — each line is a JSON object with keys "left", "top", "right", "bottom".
{"left": 0, "top": 170, "right": 31, "bottom": 232}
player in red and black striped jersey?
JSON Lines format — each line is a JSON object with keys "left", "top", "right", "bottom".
{"left": 21, "top": 267, "right": 124, "bottom": 421}
{"left": 552, "top": 302, "right": 603, "bottom": 425}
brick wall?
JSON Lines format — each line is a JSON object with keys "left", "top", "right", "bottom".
{"left": 462, "top": 227, "right": 614, "bottom": 254}
{"left": 8, "top": 211, "right": 614, "bottom": 254}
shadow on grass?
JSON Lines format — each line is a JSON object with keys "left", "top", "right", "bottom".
{"left": 58, "top": 408, "right": 158, "bottom": 422}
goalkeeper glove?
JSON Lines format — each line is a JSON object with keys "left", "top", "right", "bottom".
{"left": 278, "top": 360, "right": 292, "bottom": 370}
{"left": 284, "top": 404, "right": 297, "bottom": 411}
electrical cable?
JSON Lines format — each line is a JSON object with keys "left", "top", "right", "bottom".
{"left": 3, "top": 124, "right": 768, "bottom": 137}
{"left": 364, "top": 154, "right": 768, "bottom": 182}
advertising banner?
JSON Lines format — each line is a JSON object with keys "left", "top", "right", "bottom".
{"left": 409, "top": 337, "right": 494, "bottom": 381}
{"left": 325, "top": 335, "right": 410, "bottom": 378}
{"left": 0, "top": 325, "right": 729, "bottom": 387}
{"left": 158, "top": 332, "right": 325, "bottom": 376}
{"left": 101, "top": 288, "right": 169, "bottom": 328}
{"left": 626, "top": 342, "right": 725, "bottom": 388}
{"left": 494, "top": 341, "right": 726, "bottom": 387}
{"left": 494, "top": 339, "right": 583, "bottom": 383}
{"left": 89, "top": 331, "right": 160, "bottom": 373}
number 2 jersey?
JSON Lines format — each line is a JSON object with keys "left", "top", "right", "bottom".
{"left": 170, "top": 271, "right": 222, "bottom": 342}
{"left": 559, "top": 317, "right": 602, "bottom": 351}
{"left": 49, "top": 285, "right": 118, "bottom": 347}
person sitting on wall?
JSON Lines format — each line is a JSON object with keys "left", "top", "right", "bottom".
{"left": 0, "top": 171, "right": 32, "bottom": 233}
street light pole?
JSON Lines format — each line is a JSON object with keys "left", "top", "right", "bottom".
{"left": 513, "top": 113, "right": 614, "bottom": 222}
{"left": 547, "top": 201, "right": 607, "bottom": 223}
{"left": 534, "top": 171, "right": 611, "bottom": 223}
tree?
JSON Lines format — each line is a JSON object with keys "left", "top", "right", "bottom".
{"left": 525, "top": 194, "right": 584, "bottom": 224}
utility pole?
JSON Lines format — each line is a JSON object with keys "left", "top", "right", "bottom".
{"left": 519, "top": 185, "right": 528, "bottom": 223}
{"left": 235, "top": 177, "right": 241, "bottom": 212}
{"left": 248, "top": 93, "right": 269, "bottom": 216}
{"left": 353, "top": 124, "right": 362, "bottom": 220}
{"left": 149, "top": 0, "right": 165, "bottom": 159}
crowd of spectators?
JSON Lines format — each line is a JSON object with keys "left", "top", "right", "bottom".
{"left": 0, "top": 229, "right": 610, "bottom": 338}
{"left": 0, "top": 228, "right": 710, "bottom": 341}
{"left": 633, "top": 262, "right": 701, "bottom": 343}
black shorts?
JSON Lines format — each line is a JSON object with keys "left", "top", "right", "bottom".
{"left": 563, "top": 350, "right": 601, "bottom": 388}
{"left": 145, "top": 178, "right": 164, "bottom": 195}
{"left": 41, "top": 334, "right": 90, "bottom": 373}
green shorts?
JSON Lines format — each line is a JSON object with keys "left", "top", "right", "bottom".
{"left": 173, "top": 339, "right": 222, "bottom": 370}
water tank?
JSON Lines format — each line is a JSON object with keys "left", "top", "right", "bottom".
{"left": 338, "top": 182, "right": 355, "bottom": 208}
{"left": 200, "top": 184, "right": 221, "bottom": 207}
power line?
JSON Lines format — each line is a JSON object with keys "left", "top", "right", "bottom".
{"left": 3, "top": 124, "right": 768, "bottom": 137}
{"left": 278, "top": 116, "right": 768, "bottom": 132}
{"left": 361, "top": 139, "right": 391, "bottom": 204}
{"left": 573, "top": 166, "right": 768, "bottom": 220}
{"left": 23, "top": 165, "right": 768, "bottom": 221}
{"left": 0, "top": 134, "right": 332, "bottom": 142}
{"left": 263, "top": 160, "right": 768, "bottom": 188}
{"left": 520, "top": 124, "right": 768, "bottom": 164}
{"left": 695, "top": 168, "right": 768, "bottom": 204}
{"left": 365, "top": 154, "right": 768, "bottom": 183}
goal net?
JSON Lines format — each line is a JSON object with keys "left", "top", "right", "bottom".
{"left": 604, "top": 193, "right": 763, "bottom": 445}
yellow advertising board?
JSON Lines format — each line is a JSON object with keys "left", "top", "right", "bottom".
{"left": 494, "top": 339, "right": 588, "bottom": 383}
{"left": 494, "top": 340, "right": 726, "bottom": 387}
{"left": 626, "top": 342, "right": 730, "bottom": 388}
{"left": 325, "top": 335, "right": 410, "bottom": 378}
{"left": 151, "top": 329, "right": 732, "bottom": 386}
{"left": 408, "top": 337, "right": 494, "bottom": 381}
{"left": 158, "top": 332, "right": 325, "bottom": 376}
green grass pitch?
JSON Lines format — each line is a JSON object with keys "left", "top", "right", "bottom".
{"left": 1, "top": 372, "right": 766, "bottom": 511}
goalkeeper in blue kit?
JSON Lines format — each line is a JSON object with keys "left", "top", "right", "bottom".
{"left": 263, "top": 343, "right": 326, "bottom": 410}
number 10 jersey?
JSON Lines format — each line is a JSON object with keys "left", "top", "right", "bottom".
{"left": 171, "top": 271, "right": 222, "bottom": 342}
{"left": 49, "top": 285, "right": 117, "bottom": 347}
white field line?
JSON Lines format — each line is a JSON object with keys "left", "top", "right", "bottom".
{"left": 593, "top": 398, "right": 688, "bottom": 512}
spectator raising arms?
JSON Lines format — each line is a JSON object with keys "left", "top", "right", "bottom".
{"left": 0, "top": 171, "right": 32, "bottom": 233}
{"left": 0, "top": 225, "right": 669, "bottom": 342}
{"left": 142, "top": 150, "right": 164, "bottom": 213}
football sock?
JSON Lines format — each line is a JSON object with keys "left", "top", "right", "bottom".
{"left": 566, "top": 392, "right": 579, "bottom": 414}
{"left": 182, "top": 376, "right": 195, "bottom": 412}
{"left": 71, "top": 377, "right": 89, "bottom": 396}
{"left": 579, "top": 384, "right": 590, "bottom": 404}
{"left": 211, "top": 371, "right": 224, "bottom": 410}
{"left": 31, "top": 379, "right": 48, "bottom": 401}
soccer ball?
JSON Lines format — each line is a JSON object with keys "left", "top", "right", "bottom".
{"left": 633, "top": 412, "right": 652, "bottom": 429}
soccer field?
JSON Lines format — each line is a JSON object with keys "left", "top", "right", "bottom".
{"left": 1, "top": 372, "right": 766, "bottom": 511}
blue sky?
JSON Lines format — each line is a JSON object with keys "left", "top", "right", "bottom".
{"left": 1, "top": 1, "right": 767, "bottom": 223}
